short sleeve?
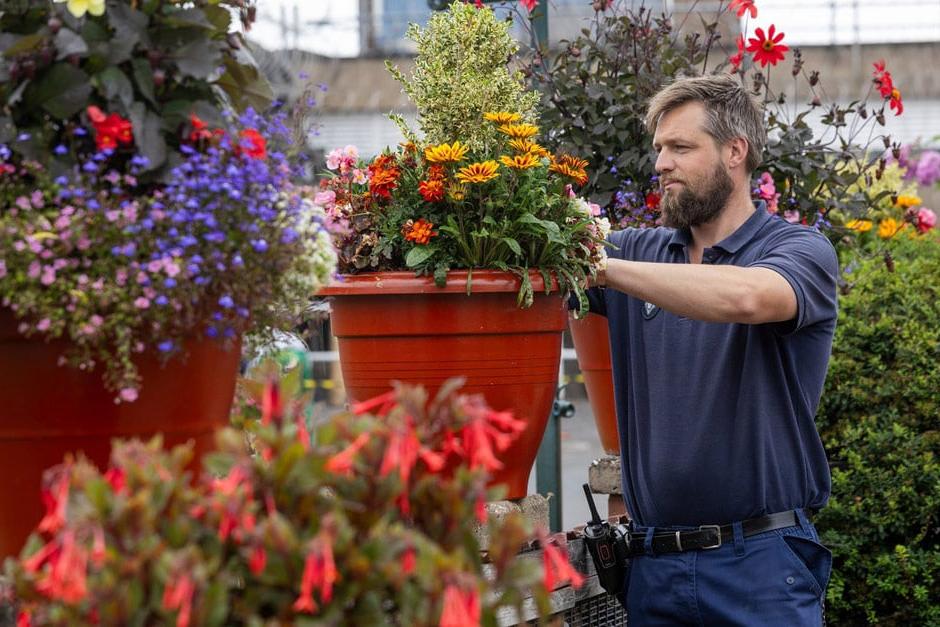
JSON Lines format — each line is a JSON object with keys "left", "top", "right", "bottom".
{"left": 748, "top": 227, "right": 839, "bottom": 334}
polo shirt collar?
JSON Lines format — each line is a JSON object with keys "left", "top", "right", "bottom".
{"left": 666, "top": 201, "right": 771, "bottom": 254}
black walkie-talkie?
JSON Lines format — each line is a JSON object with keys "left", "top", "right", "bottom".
{"left": 582, "top": 483, "right": 629, "bottom": 596}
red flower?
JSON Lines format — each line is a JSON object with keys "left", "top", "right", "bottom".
{"left": 293, "top": 533, "right": 339, "bottom": 614}
{"left": 86, "top": 106, "right": 134, "bottom": 151}
{"left": 729, "top": 0, "right": 757, "bottom": 18}
{"left": 888, "top": 86, "right": 904, "bottom": 115}
{"left": 872, "top": 60, "right": 903, "bottom": 115}
{"left": 35, "top": 530, "right": 89, "bottom": 603}
{"left": 439, "top": 584, "right": 481, "bottom": 627}
{"left": 249, "top": 544, "right": 267, "bottom": 576}
{"left": 162, "top": 572, "right": 195, "bottom": 627}
{"left": 401, "top": 546, "right": 417, "bottom": 575}
{"left": 645, "top": 191, "right": 661, "bottom": 210}
{"left": 261, "top": 380, "right": 282, "bottom": 425}
{"left": 38, "top": 468, "right": 70, "bottom": 535}
{"left": 325, "top": 432, "right": 370, "bottom": 475}
{"left": 540, "top": 532, "right": 585, "bottom": 592}
{"left": 728, "top": 35, "right": 746, "bottom": 73}
{"left": 746, "top": 24, "right": 789, "bottom": 68}
{"left": 519, "top": 0, "right": 538, "bottom": 12}
{"left": 188, "top": 113, "right": 213, "bottom": 143}
{"left": 238, "top": 128, "right": 267, "bottom": 160}
{"left": 419, "top": 179, "right": 445, "bottom": 202}
{"left": 104, "top": 467, "right": 126, "bottom": 494}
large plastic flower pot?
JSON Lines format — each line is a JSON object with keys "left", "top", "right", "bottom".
{"left": 320, "top": 270, "right": 566, "bottom": 499}
{"left": 0, "top": 309, "right": 241, "bottom": 558}
{"left": 569, "top": 313, "right": 619, "bottom": 455}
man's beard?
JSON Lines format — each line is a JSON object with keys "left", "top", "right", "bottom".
{"left": 660, "top": 164, "right": 734, "bottom": 229}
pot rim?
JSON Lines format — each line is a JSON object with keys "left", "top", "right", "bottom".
{"left": 318, "top": 269, "right": 561, "bottom": 297}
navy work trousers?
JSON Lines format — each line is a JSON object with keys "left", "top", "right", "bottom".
{"left": 619, "top": 510, "right": 831, "bottom": 626}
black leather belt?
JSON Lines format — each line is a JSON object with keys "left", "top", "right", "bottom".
{"left": 627, "top": 510, "right": 799, "bottom": 555}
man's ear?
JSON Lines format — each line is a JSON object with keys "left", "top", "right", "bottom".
{"left": 727, "top": 137, "right": 749, "bottom": 170}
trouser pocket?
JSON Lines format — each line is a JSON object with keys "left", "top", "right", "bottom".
{"left": 780, "top": 533, "right": 833, "bottom": 596}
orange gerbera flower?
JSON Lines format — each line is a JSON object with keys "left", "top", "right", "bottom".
{"left": 557, "top": 154, "right": 589, "bottom": 170}
{"left": 456, "top": 161, "right": 500, "bottom": 184}
{"left": 549, "top": 155, "right": 588, "bottom": 185}
{"left": 418, "top": 179, "right": 445, "bottom": 202}
{"left": 499, "top": 152, "right": 542, "bottom": 170}
{"left": 497, "top": 123, "right": 539, "bottom": 139}
{"left": 427, "top": 164, "right": 446, "bottom": 180}
{"left": 483, "top": 111, "right": 522, "bottom": 124}
{"left": 403, "top": 218, "right": 438, "bottom": 245}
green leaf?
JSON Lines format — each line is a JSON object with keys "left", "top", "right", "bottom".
{"left": 2, "top": 34, "right": 44, "bottom": 58}
{"left": 26, "top": 63, "right": 91, "bottom": 120}
{"left": 128, "top": 101, "right": 166, "bottom": 171}
{"left": 53, "top": 28, "right": 88, "bottom": 60}
{"left": 405, "top": 246, "right": 435, "bottom": 268}
{"left": 501, "top": 237, "right": 522, "bottom": 256}
{"left": 107, "top": 2, "right": 149, "bottom": 42}
{"left": 172, "top": 38, "right": 221, "bottom": 81}
{"left": 216, "top": 53, "right": 273, "bottom": 112}
{"left": 161, "top": 7, "right": 213, "bottom": 29}
{"left": 97, "top": 67, "right": 134, "bottom": 107}
{"left": 131, "top": 58, "right": 156, "bottom": 106}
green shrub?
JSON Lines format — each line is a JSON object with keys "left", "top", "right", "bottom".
{"left": 816, "top": 234, "right": 940, "bottom": 625}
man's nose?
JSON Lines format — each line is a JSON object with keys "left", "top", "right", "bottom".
{"left": 654, "top": 151, "right": 673, "bottom": 174}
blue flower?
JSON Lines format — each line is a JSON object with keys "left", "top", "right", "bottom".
{"left": 155, "top": 295, "right": 169, "bottom": 305}
{"left": 54, "top": 145, "right": 68, "bottom": 155}
{"left": 251, "top": 239, "right": 268, "bottom": 253}
{"left": 218, "top": 295, "right": 234, "bottom": 308}
{"left": 164, "top": 278, "right": 177, "bottom": 288}
{"left": 205, "top": 326, "right": 219, "bottom": 338}
{"left": 157, "top": 340, "right": 174, "bottom": 352}
{"left": 16, "top": 132, "right": 30, "bottom": 142}
{"left": 72, "top": 127, "right": 87, "bottom": 136}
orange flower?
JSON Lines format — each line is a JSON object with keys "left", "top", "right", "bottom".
{"left": 419, "top": 179, "right": 445, "bottom": 202}
{"left": 483, "top": 111, "right": 522, "bottom": 124}
{"left": 369, "top": 167, "right": 400, "bottom": 199}
{"left": 404, "top": 218, "right": 438, "bottom": 245}
{"left": 746, "top": 24, "right": 789, "bottom": 68}
{"left": 497, "top": 123, "right": 539, "bottom": 139}
{"left": 508, "top": 138, "right": 550, "bottom": 158}
{"left": 455, "top": 161, "right": 500, "bottom": 184}
{"left": 427, "top": 164, "right": 446, "bottom": 180}
{"left": 549, "top": 155, "right": 589, "bottom": 185}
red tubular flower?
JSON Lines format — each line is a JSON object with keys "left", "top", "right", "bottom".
{"left": 162, "top": 573, "right": 195, "bottom": 627}
{"left": 729, "top": 0, "right": 757, "bottom": 18}
{"left": 238, "top": 128, "right": 267, "bottom": 160}
{"left": 540, "top": 533, "right": 585, "bottom": 592}
{"left": 293, "top": 535, "right": 339, "bottom": 614}
{"left": 249, "top": 544, "right": 267, "bottom": 576}
{"left": 325, "top": 432, "right": 371, "bottom": 475}
{"left": 439, "top": 584, "right": 481, "bottom": 627}
{"left": 261, "top": 380, "right": 282, "bottom": 425}
{"left": 38, "top": 469, "right": 70, "bottom": 535}
{"left": 401, "top": 546, "right": 417, "bottom": 575}
{"left": 519, "top": 0, "right": 538, "bottom": 12}
{"left": 746, "top": 24, "right": 789, "bottom": 68}
{"left": 36, "top": 530, "right": 88, "bottom": 603}
{"left": 103, "top": 467, "right": 126, "bottom": 494}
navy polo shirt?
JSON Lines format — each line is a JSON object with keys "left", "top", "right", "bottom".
{"left": 583, "top": 208, "right": 839, "bottom": 527}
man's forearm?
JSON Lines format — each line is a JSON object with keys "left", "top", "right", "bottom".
{"left": 598, "top": 259, "right": 797, "bottom": 324}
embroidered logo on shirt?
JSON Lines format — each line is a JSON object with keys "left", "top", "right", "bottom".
{"left": 642, "top": 301, "right": 661, "bottom": 320}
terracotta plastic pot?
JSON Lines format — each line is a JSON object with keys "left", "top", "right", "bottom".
{"left": 320, "top": 270, "right": 566, "bottom": 499}
{"left": 0, "top": 309, "right": 241, "bottom": 558}
{"left": 569, "top": 313, "right": 619, "bottom": 455}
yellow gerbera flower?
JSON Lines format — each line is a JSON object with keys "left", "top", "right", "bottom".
{"left": 424, "top": 141, "right": 469, "bottom": 164}
{"left": 447, "top": 183, "right": 468, "bottom": 201}
{"left": 844, "top": 219, "right": 873, "bottom": 232}
{"left": 895, "top": 194, "right": 921, "bottom": 209}
{"left": 455, "top": 161, "right": 500, "bottom": 184}
{"left": 497, "top": 123, "right": 539, "bottom": 139}
{"left": 508, "top": 139, "right": 550, "bottom": 158}
{"left": 484, "top": 111, "right": 522, "bottom": 124}
{"left": 549, "top": 162, "right": 588, "bottom": 186}
{"left": 54, "top": 0, "right": 105, "bottom": 18}
{"left": 499, "top": 153, "right": 542, "bottom": 170}
{"left": 877, "top": 217, "right": 905, "bottom": 239}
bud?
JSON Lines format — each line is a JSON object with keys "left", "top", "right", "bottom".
{"left": 810, "top": 96, "right": 822, "bottom": 107}
{"left": 66, "top": 53, "right": 80, "bottom": 67}
{"left": 809, "top": 70, "right": 820, "bottom": 86}
{"left": 567, "top": 45, "right": 580, "bottom": 57}
{"left": 227, "top": 33, "right": 242, "bottom": 50}
{"left": 47, "top": 17, "right": 62, "bottom": 34}
{"left": 147, "top": 49, "right": 162, "bottom": 68}
{"left": 152, "top": 68, "right": 166, "bottom": 87}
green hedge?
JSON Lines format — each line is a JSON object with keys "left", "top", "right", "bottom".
{"left": 816, "top": 234, "right": 940, "bottom": 626}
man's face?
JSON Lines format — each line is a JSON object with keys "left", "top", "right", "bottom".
{"left": 652, "top": 101, "right": 735, "bottom": 229}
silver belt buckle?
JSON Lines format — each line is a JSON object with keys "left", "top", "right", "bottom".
{"left": 698, "top": 525, "right": 722, "bottom": 549}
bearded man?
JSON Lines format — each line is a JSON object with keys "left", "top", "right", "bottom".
{"left": 579, "top": 74, "right": 838, "bottom": 625}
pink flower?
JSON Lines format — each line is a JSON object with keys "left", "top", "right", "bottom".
{"left": 783, "top": 209, "right": 801, "bottom": 223}
{"left": 36, "top": 318, "right": 51, "bottom": 332}
{"left": 27, "top": 261, "right": 41, "bottom": 279}
{"left": 0, "top": 260, "right": 6, "bottom": 279}
{"left": 756, "top": 172, "right": 780, "bottom": 213}
{"left": 40, "top": 268, "right": 56, "bottom": 286}
{"left": 134, "top": 297, "right": 151, "bottom": 309}
{"left": 314, "top": 190, "right": 336, "bottom": 207}
{"left": 119, "top": 388, "right": 139, "bottom": 402}
{"left": 916, "top": 207, "right": 936, "bottom": 233}
{"left": 164, "top": 261, "right": 181, "bottom": 277}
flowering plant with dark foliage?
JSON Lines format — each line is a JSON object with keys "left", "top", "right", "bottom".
{"left": 0, "top": 1, "right": 336, "bottom": 399}
{"left": 528, "top": 0, "right": 905, "bottom": 247}
{"left": 4, "top": 375, "right": 583, "bottom": 626}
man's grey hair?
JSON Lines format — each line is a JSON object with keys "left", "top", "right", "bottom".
{"left": 645, "top": 74, "right": 767, "bottom": 173}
